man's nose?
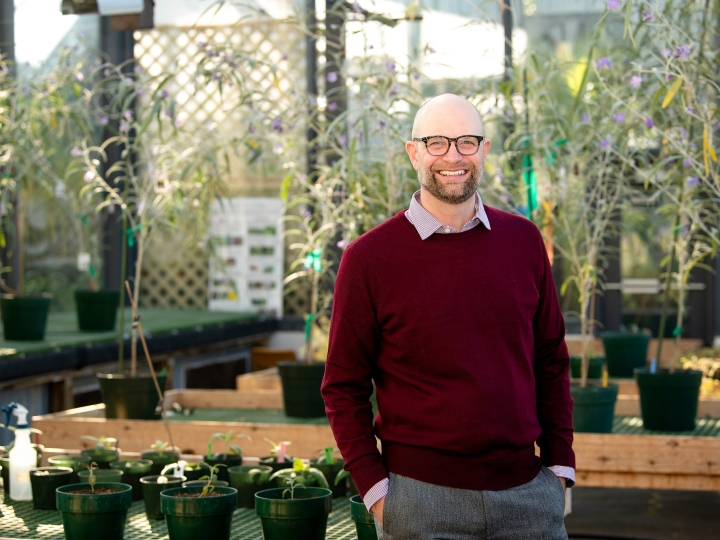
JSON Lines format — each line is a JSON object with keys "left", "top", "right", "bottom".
{"left": 443, "top": 141, "right": 463, "bottom": 161}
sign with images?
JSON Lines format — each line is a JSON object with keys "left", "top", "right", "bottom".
{"left": 208, "top": 197, "right": 284, "bottom": 316}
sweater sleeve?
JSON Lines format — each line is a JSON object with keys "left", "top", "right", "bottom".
{"left": 532, "top": 229, "right": 575, "bottom": 470}
{"left": 320, "top": 245, "right": 388, "bottom": 498}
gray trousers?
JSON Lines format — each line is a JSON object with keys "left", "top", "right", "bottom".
{"left": 374, "top": 466, "right": 567, "bottom": 540}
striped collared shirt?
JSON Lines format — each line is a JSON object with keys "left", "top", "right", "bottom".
{"left": 404, "top": 190, "right": 491, "bottom": 239}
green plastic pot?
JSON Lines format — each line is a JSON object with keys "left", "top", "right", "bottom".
{"left": 228, "top": 465, "right": 273, "bottom": 508}
{"left": 278, "top": 361, "right": 327, "bottom": 418}
{"left": 310, "top": 459, "right": 346, "bottom": 498}
{"left": 141, "top": 450, "right": 182, "bottom": 476}
{"left": 80, "top": 448, "right": 119, "bottom": 469}
{"left": 204, "top": 454, "right": 242, "bottom": 482}
{"left": 140, "top": 475, "right": 186, "bottom": 520}
{"left": 350, "top": 495, "right": 378, "bottom": 540}
{"left": 57, "top": 482, "right": 132, "bottom": 540}
{"left": 110, "top": 459, "right": 152, "bottom": 500}
{"left": 74, "top": 289, "right": 120, "bottom": 331}
{"left": 98, "top": 373, "right": 166, "bottom": 420}
{"left": 182, "top": 480, "right": 229, "bottom": 488}
{"left": 78, "top": 468, "right": 124, "bottom": 483}
{"left": 259, "top": 456, "right": 295, "bottom": 473}
{"left": 0, "top": 294, "right": 52, "bottom": 341}
{"left": 570, "top": 383, "right": 619, "bottom": 433}
{"left": 48, "top": 455, "right": 92, "bottom": 484}
{"left": 161, "top": 486, "right": 238, "bottom": 540}
{"left": 570, "top": 355, "right": 604, "bottom": 380}
{"left": 601, "top": 332, "right": 650, "bottom": 377}
{"left": 635, "top": 368, "right": 703, "bottom": 431}
{"left": 2, "top": 444, "right": 43, "bottom": 493}
{"left": 30, "top": 467, "right": 73, "bottom": 510}
{"left": 179, "top": 464, "right": 207, "bottom": 481}
{"left": 255, "top": 487, "right": 333, "bottom": 540}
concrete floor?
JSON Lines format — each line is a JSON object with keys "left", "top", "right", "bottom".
{"left": 565, "top": 487, "right": 720, "bottom": 540}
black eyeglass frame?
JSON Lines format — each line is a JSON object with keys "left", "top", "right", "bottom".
{"left": 412, "top": 135, "right": 487, "bottom": 156}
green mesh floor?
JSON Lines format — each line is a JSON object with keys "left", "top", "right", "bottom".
{"left": 169, "top": 408, "right": 329, "bottom": 425}
{"left": 611, "top": 416, "right": 720, "bottom": 436}
{"left": 0, "top": 489, "right": 357, "bottom": 540}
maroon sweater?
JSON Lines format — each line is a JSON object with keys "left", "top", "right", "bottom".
{"left": 321, "top": 207, "right": 574, "bottom": 498}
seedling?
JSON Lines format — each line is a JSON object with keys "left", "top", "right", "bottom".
{"left": 280, "top": 474, "right": 305, "bottom": 500}
{"left": 197, "top": 462, "right": 226, "bottom": 497}
{"left": 315, "top": 446, "right": 338, "bottom": 465}
{"left": 150, "top": 440, "right": 177, "bottom": 456}
{"left": 264, "top": 438, "right": 291, "bottom": 462}
{"left": 334, "top": 470, "right": 350, "bottom": 486}
{"left": 80, "top": 462, "right": 99, "bottom": 492}
{"left": 207, "top": 431, "right": 251, "bottom": 458}
{"left": 269, "top": 458, "right": 328, "bottom": 489}
{"left": 81, "top": 435, "right": 118, "bottom": 451}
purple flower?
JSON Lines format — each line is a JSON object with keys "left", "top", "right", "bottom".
{"left": 428, "top": 46, "right": 436, "bottom": 53}
{"left": 119, "top": 121, "right": 130, "bottom": 133}
{"left": 212, "top": 72, "right": 221, "bottom": 81}
{"left": 369, "top": 45, "right": 374, "bottom": 50}
{"left": 300, "top": 209, "right": 311, "bottom": 217}
{"left": 379, "top": 121, "right": 386, "bottom": 129}
{"left": 661, "top": 48, "right": 672, "bottom": 57}
{"left": 339, "top": 135, "right": 348, "bottom": 146}
{"left": 137, "top": 87, "right": 146, "bottom": 95}
{"left": 123, "top": 110, "right": 133, "bottom": 120}
{"left": 164, "top": 109, "right": 173, "bottom": 117}
{"left": 390, "top": 86, "right": 398, "bottom": 96}
{"left": 134, "top": 66, "right": 141, "bottom": 72}
{"left": 75, "top": 72, "right": 84, "bottom": 82}
{"left": 103, "top": 68, "right": 111, "bottom": 76}
{"left": 642, "top": 11, "right": 652, "bottom": 21}
{"left": 681, "top": 224, "right": 690, "bottom": 235}
{"left": 352, "top": 2, "right": 361, "bottom": 12}
{"left": 337, "top": 240, "right": 348, "bottom": 249}
{"left": 607, "top": 0, "right": 621, "bottom": 9}
{"left": 599, "top": 138, "right": 610, "bottom": 149}
{"left": 100, "top": 116, "right": 109, "bottom": 126}
{"left": 83, "top": 171, "right": 94, "bottom": 183}
{"left": 644, "top": 117, "right": 654, "bottom": 129}
{"left": 197, "top": 41, "right": 207, "bottom": 48}
{"left": 386, "top": 61, "right": 395, "bottom": 74}
{"left": 161, "top": 90, "right": 169, "bottom": 99}
{"left": 205, "top": 50, "right": 215, "bottom": 57}
{"left": 282, "top": 53, "right": 288, "bottom": 60}
{"left": 675, "top": 45, "right": 691, "bottom": 59}
{"left": 70, "top": 146, "right": 82, "bottom": 157}
{"left": 355, "top": 130, "right": 364, "bottom": 141}
{"left": 630, "top": 75, "right": 642, "bottom": 88}
{"left": 582, "top": 112, "right": 589, "bottom": 124}
{"left": 614, "top": 113, "right": 625, "bottom": 123}
{"left": 680, "top": 127, "right": 688, "bottom": 138}
{"left": 272, "top": 119, "right": 283, "bottom": 133}
{"left": 327, "top": 71, "right": 338, "bottom": 83}
{"left": 327, "top": 102, "right": 337, "bottom": 112}
{"left": 683, "top": 158, "right": 692, "bottom": 168}
{"left": 686, "top": 177, "right": 699, "bottom": 186}
{"left": 685, "top": 106, "right": 694, "bottom": 114}
{"left": 412, "top": 73, "right": 420, "bottom": 81}
{"left": 597, "top": 57, "right": 612, "bottom": 69}
{"left": 248, "top": 124, "right": 256, "bottom": 134}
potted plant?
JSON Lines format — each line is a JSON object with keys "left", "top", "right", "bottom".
{"left": 109, "top": 458, "right": 152, "bottom": 500}
{"left": 258, "top": 439, "right": 294, "bottom": 472}
{"left": 48, "top": 454, "right": 91, "bottom": 484}
{"left": 350, "top": 494, "right": 377, "bottom": 540}
{"left": 268, "top": 458, "right": 329, "bottom": 490}
{"left": 142, "top": 440, "right": 181, "bottom": 476}
{"left": 255, "top": 475, "right": 333, "bottom": 540}
{"left": 29, "top": 466, "right": 73, "bottom": 510}
{"left": 140, "top": 473, "right": 186, "bottom": 520}
{"left": 160, "top": 463, "right": 238, "bottom": 540}
{"left": 56, "top": 462, "right": 133, "bottom": 540}
{"left": 228, "top": 464, "right": 273, "bottom": 508}
{"left": 309, "top": 447, "right": 346, "bottom": 498}
{"left": 204, "top": 431, "right": 249, "bottom": 482}
{"left": 79, "top": 435, "right": 120, "bottom": 469}
{"left": 601, "top": 325, "right": 651, "bottom": 378}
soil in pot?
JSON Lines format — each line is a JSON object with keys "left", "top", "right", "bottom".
{"left": 56, "top": 482, "right": 133, "bottom": 540}
{"left": 204, "top": 454, "right": 242, "bottom": 482}
{"left": 182, "top": 480, "right": 229, "bottom": 488}
{"left": 350, "top": 494, "right": 378, "bottom": 540}
{"left": 310, "top": 459, "right": 346, "bottom": 498}
{"left": 635, "top": 368, "right": 703, "bottom": 431}
{"left": 258, "top": 456, "right": 295, "bottom": 473}
{"left": 255, "top": 487, "right": 333, "bottom": 540}
{"left": 2, "top": 444, "right": 43, "bottom": 493}
{"left": 570, "top": 382, "right": 619, "bottom": 433}
{"left": 141, "top": 450, "right": 181, "bottom": 476}
{"left": 161, "top": 486, "right": 238, "bottom": 540}
{"left": 48, "top": 455, "right": 92, "bottom": 484}
{"left": 0, "top": 294, "right": 52, "bottom": 341}
{"left": 29, "top": 467, "right": 73, "bottom": 510}
{"left": 278, "top": 361, "right": 327, "bottom": 418}
{"left": 98, "top": 372, "right": 167, "bottom": 420}
{"left": 601, "top": 332, "right": 650, "bottom": 377}
{"left": 74, "top": 289, "right": 120, "bottom": 331}
{"left": 110, "top": 459, "right": 152, "bottom": 500}
{"left": 140, "top": 475, "right": 186, "bottom": 520}
{"left": 78, "top": 468, "right": 124, "bottom": 483}
{"left": 80, "top": 448, "right": 119, "bottom": 469}
{"left": 570, "top": 355, "right": 604, "bottom": 379}
{"left": 228, "top": 465, "right": 273, "bottom": 508}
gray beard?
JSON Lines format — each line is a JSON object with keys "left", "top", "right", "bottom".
{"left": 418, "top": 162, "right": 483, "bottom": 205}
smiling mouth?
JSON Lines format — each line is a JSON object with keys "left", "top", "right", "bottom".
{"left": 436, "top": 169, "right": 468, "bottom": 177}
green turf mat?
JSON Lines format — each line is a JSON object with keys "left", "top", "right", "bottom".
{"left": 0, "top": 309, "right": 257, "bottom": 356}
{"left": 169, "top": 408, "right": 330, "bottom": 425}
{"left": 0, "top": 488, "right": 358, "bottom": 540}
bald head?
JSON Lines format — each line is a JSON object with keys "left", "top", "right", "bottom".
{"left": 411, "top": 94, "right": 484, "bottom": 139}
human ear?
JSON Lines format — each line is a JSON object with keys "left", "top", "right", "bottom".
{"left": 405, "top": 141, "right": 419, "bottom": 170}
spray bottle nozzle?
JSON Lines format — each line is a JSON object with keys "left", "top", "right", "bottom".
{"left": 1, "top": 402, "right": 29, "bottom": 429}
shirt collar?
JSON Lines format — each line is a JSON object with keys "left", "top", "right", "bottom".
{"left": 405, "top": 190, "right": 491, "bottom": 240}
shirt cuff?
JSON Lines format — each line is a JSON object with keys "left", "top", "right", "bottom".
{"left": 363, "top": 477, "right": 389, "bottom": 512}
{"left": 548, "top": 465, "right": 576, "bottom": 487}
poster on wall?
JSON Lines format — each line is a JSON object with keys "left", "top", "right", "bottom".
{"left": 208, "top": 197, "right": 284, "bottom": 316}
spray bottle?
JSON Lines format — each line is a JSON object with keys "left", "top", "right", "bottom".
{"left": 2, "top": 402, "right": 36, "bottom": 501}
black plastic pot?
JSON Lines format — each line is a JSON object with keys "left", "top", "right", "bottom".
{"left": 570, "top": 383, "right": 619, "bottom": 433}
{"left": 140, "top": 475, "right": 186, "bottom": 520}
{"left": 278, "top": 361, "right": 327, "bottom": 418}
{"left": 48, "top": 455, "right": 92, "bottom": 484}
{"left": 161, "top": 486, "right": 238, "bottom": 540}
{"left": 204, "top": 454, "right": 242, "bottom": 483}
{"left": 141, "top": 450, "right": 182, "bottom": 476}
{"left": 110, "top": 459, "right": 152, "bottom": 500}
{"left": 29, "top": 467, "right": 73, "bottom": 510}
{"left": 570, "top": 355, "right": 604, "bottom": 379}
{"left": 56, "top": 482, "right": 133, "bottom": 540}
{"left": 255, "top": 487, "right": 333, "bottom": 540}
{"left": 310, "top": 459, "right": 346, "bottom": 498}
{"left": 258, "top": 456, "right": 295, "bottom": 473}
{"left": 601, "top": 332, "right": 650, "bottom": 377}
{"left": 97, "top": 372, "right": 166, "bottom": 420}
{"left": 228, "top": 465, "right": 273, "bottom": 508}
{"left": 74, "top": 289, "right": 120, "bottom": 331}
{"left": 179, "top": 464, "right": 207, "bottom": 481}
{"left": 80, "top": 448, "right": 119, "bottom": 469}
{"left": 350, "top": 495, "right": 378, "bottom": 540}
{"left": 635, "top": 368, "right": 703, "bottom": 431}
{"left": 0, "top": 294, "right": 52, "bottom": 341}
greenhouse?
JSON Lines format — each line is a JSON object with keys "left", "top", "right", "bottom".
{"left": 0, "top": 0, "right": 719, "bottom": 539}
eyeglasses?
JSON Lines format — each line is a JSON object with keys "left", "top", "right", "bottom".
{"left": 413, "top": 135, "right": 486, "bottom": 156}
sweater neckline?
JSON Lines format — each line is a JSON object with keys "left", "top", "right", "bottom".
{"left": 398, "top": 209, "right": 490, "bottom": 241}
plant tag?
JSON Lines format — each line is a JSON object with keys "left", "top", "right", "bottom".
{"left": 649, "top": 358, "right": 658, "bottom": 374}
{"left": 602, "top": 368, "right": 608, "bottom": 388}
{"left": 278, "top": 442, "right": 286, "bottom": 463}
{"left": 324, "top": 447, "right": 334, "bottom": 465}
{"left": 77, "top": 252, "right": 91, "bottom": 271}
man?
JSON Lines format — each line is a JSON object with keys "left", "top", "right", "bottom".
{"left": 321, "top": 94, "right": 574, "bottom": 540}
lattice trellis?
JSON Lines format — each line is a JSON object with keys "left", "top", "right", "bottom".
{"left": 133, "top": 22, "right": 306, "bottom": 311}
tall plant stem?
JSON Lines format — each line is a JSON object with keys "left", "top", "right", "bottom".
{"left": 130, "top": 232, "right": 145, "bottom": 377}
{"left": 303, "top": 268, "right": 319, "bottom": 364}
{"left": 117, "top": 196, "right": 128, "bottom": 374}
{"left": 655, "top": 213, "right": 681, "bottom": 367}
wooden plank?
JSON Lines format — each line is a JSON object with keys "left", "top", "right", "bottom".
{"left": 576, "top": 471, "right": 720, "bottom": 491}
{"left": 614, "top": 395, "right": 720, "bottom": 418}
{"left": 236, "top": 367, "right": 281, "bottom": 391}
{"left": 165, "top": 389, "right": 283, "bottom": 409}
